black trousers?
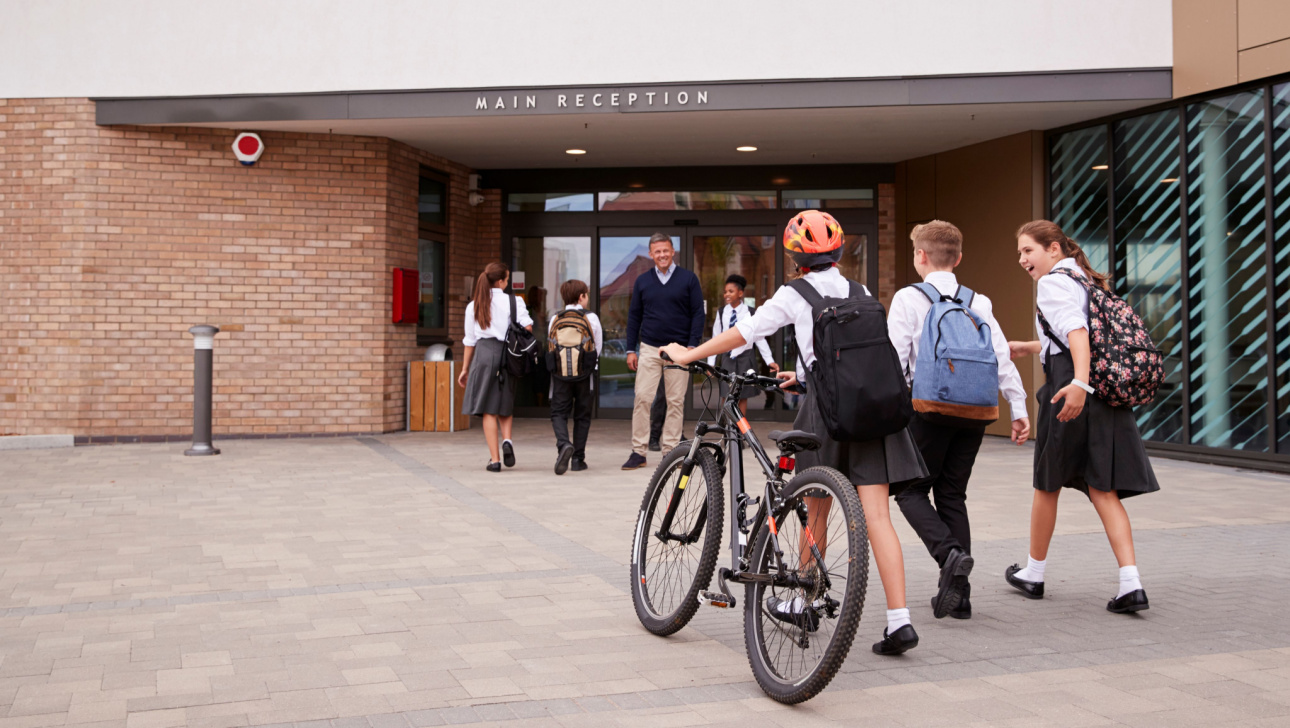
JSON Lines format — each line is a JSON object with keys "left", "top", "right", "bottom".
{"left": 894, "top": 416, "right": 985, "bottom": 568}
{"left": 551, "top": 377, "right": 594, "bottom": 460}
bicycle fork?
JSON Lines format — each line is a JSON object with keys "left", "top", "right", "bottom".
{"left": 654, "top": 436, "right": 707, "bottom": 545}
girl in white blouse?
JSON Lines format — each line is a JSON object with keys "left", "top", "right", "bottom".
{"left": 457, "top": 262, "right": 534, "bottom": 472}
{"left": 1005, "top": 220, "right": 1159, "bottom": 614}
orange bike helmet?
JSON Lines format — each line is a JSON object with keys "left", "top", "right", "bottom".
{"left": 783, "top": 210, "right": 844, "bottom": 270}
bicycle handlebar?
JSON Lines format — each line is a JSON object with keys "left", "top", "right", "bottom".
{"left": 660, "top": 349, "right": 788, "bottom": 394}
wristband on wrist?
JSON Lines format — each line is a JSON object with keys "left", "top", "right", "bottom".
{"left": 1070, "top": 378, "right": 1094, "bottom": 394}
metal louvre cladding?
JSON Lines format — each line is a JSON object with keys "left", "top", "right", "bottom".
{"left": 1273, "top": 83, "right": 1290, "bottom": 454}
{"left": 1113, "top": 110, "right": 1185, "bottom": 443}
{"left": 1050, "top": 127, "right": 1111, "bottom": 274}
{"left": 1185, "top": 90, "right": 1270, "bottom": 452}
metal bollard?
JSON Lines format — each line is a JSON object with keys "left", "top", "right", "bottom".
{"left": 185, "top": 324, "right": 221, "bottom": 456}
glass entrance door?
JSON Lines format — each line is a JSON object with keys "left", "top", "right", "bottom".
{"left": 510, "top": 235, "right": 592, "bottom": 414}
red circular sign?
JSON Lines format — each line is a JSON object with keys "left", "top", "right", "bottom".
{"left": 236, "top": 136, "right": 260, "bottom": 155}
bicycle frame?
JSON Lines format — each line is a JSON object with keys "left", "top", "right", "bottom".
{"left": 653, "top": 362, "right": 831, "bottom": 603}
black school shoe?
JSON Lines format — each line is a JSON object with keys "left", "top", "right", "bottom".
{"left": 872, "top": 624, "right": 919, "bottom": 656}
{"left": 933, "top": 548, "right": 973, "bottom": 619}
{"left": 485, "top": 461, "right": 502, "bottom": 473}
{"left": 931, "top": 582, "right": 972, "bottom": 620}
{"left": 622, "top": 452, "right": 647, "bottom": 470}
{"left": 502, "top": 440, "right": 516, "bottom": 468}
{"left": 569, "top": 458, "right": 588, "bottom": 472}
{"left": 765, "top": 596, "right": 820, "bottom": 633}
{"left": 554, "top": 444, "right": 574, "bottom": 475}
{"left": 1004, "top": 564, "right": 1045, "bottom": 599}
{"left": 1107, "top": 589, "right": 1149, "bottom": 614}
{"left": 648, "top": 438, "right": 662, "bottom": 452}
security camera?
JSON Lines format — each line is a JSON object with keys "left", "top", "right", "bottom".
{"left": 468, "top": 191, "right": 486, "bottom": 206}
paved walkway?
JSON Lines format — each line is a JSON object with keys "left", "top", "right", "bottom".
{"left": 3, "top": 420, "right": 1290, "bottom": 727}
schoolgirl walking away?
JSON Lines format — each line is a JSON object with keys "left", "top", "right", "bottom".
{"left": 457, "top": 261, "right": 533, "bottom": 472}
{"left": 662, "top": 210, "right": 929, "bottom": 656}
{"left": 1005, "top": 220, "right": 1159, "bottom": 613}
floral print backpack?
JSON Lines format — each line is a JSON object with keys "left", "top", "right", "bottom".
{"left": 1036, "top": 267, "right": 1165, "bottom": 407}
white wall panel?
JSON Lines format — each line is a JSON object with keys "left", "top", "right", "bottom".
{"left": 1, "top": 0, "right": 1172, "bottom": 99}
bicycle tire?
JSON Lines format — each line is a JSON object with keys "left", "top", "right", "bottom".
{"left": 743, "top": 466, "right": 868, "bottom": 704}
{"left": 630, "top": 443, "right": 724, "bottom": 636}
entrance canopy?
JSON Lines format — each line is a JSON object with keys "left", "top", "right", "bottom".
{"left": 95, "top": 70, "right": 1171, "bottom": 168}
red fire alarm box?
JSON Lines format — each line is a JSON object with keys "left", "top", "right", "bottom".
{"left": 392, "top": 268, "right": 419, "bottom": 324}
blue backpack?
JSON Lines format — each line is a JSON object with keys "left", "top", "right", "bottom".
{"left": 909, "top": 283, "right": 999, "bottom": 428}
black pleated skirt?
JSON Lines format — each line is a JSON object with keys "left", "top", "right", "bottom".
{"left": 462, "top": 338, "right": 516, "bottom": 417}
{"left": 793, "top": 386, "right": 928, "bottom": 486}
{"left": 718, "top": 350, "right": 759, "bottom": 401}
{"left": 1034, "top": 350, "right": 1160, "bottom": 499}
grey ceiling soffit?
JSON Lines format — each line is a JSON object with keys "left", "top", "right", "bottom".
{"left": 93, "top": 68, "right": 1173, "bottom": 126}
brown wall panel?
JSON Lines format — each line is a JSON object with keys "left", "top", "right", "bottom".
{"left": 1238, "top": 0, "right": 1290, "bottom": 50}
{"left": 1240, "top": 37, "right": 1290, "bottom": 81}
{"left": 1173, "top": 0, "right": 1238, "bottom": 97}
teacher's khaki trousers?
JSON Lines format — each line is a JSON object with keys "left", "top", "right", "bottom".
{"left": 632, "top": 344, "right": 688, "bottom": 456}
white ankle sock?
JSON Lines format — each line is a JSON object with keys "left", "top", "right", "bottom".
{"left": 503, "top": 439, "right": 513, "bottom": 446}
{"left": 886, "top": 607, "right": 911, "bottom": 634}
{"left": 1015, "top": 555, "right": 1046, "bottom": 583}
{"left": 1118, "top": 565, "right": 1142, "bottom": 597}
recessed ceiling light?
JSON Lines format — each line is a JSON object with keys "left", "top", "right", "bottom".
{"left": 1160, "top": 178, "right": 1178, "bottom": 183}
{"left": 627, "top": 183, "right": 645, "bottom": 189}
{"left": 1091, "top": 165, "right": 1108, "bottom": 170}
{"left": 566, "top": 148, "right": 586, "bottom": 155}
{"left": 772, "top": 177, "right": 791, "bottom": 185}
{"left": 736, "top": 146, "right": 758, "bottom": 152}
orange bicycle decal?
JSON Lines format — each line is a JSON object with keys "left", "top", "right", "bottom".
{"left": 736, "top": 418, "right": 750, "bottom": 434}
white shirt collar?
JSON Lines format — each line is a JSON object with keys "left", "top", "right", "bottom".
{"left": 924, "top": 270, "right": 958, "bottom": 288}
{"left": 655, "top": 262, "right": 677, "bottom": 281}
{"left": 1053, "top": 257, "right": 1079, "bottom": 272}
{"left": 564, "top": 303, "right": 585, "bottom": 311}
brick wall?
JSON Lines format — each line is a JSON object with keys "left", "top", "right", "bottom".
{"left": 0, "top": 98, "right": 499, "bottom": 439}
{"left": 876, "top": 182, "right": 897, "bottom": 306}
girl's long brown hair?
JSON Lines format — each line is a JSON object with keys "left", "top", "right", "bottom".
{"left": 472, "top": 261, "right": 509, "bottom": 329}
{"left": 1015, "top": 220, "right": 1111, "bottom": 292}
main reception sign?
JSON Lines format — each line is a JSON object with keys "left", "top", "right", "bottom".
{"left": 475, "top": 89, "right": 709, "bottom": 111}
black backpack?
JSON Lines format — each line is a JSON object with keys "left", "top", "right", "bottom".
{"left": 788, "top": 278, "right": 913, "bottom": 442}
{"left": 546, "top": 309, "right": 597, "bottom": 381}
{"left": 501, "top": 294, "right": 540, "bottom": 381}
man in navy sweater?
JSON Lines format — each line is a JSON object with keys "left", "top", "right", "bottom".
{"left": 622, "top": 233, "right": 705, "bottom": 469}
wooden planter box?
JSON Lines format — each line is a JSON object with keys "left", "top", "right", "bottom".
{"left": 407, "top": 361, "right": 469, "bottom": 432}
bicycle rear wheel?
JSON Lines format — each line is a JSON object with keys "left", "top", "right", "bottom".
{"left": 630, "top": 443, "right": 724, "bottom": 636}
{"left": 743, "top": 466, "right": 867, "bottom": 704}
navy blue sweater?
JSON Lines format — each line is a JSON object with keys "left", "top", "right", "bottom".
{"left": 626, "top": 267, "right": 705, "bottom": 350}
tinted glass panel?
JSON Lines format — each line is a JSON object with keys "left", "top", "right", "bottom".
{"left": 417, "top": 239, "right": 446, "bottom": 331}
{"left": 1185, "top": 90, "right": 1269, "bottom": 451}
{"left": 598, "top": 235, "right": 680, "bottom": 409}
{"left": 598, "top": 191, "right": 775, "bottom": 211}
{"left": 1050, "top": 126, "right": 1111, "bottom": 274}
{"left": 782, "top": 189, "right": 874, "bottom": 209}
{"left": 507, "top": 193, "right": 595, "bottom": 212}
{"left": 1113, "top": 111, "right": 1185, "bottom": 443}
{"left": 1273, "top": 83, "right": 1290, "bottom": 454}
{"left": 418, "top": 176, "right": 446, "bottom": 227}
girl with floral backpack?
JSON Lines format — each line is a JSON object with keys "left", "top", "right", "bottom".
{"left": 1004, "top": 220, "right": 1160, "bottom": 615}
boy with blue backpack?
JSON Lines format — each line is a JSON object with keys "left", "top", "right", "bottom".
{"left": 888, "top": 221, "right": 1030, "bottom": 620}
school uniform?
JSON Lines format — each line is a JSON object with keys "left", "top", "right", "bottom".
{"left": 887, "top": 271, "right": 1028, "bottom": 567}
{"left": 707, "top": 302, "right": 775, "bottom": 401}
{"left": 1033, "top": 258, "right": 1159, "bottom": 498}
{"left": 461, "top": 288, "right": 533, "bottom": 417}
{"left": 735, "top": 267, "right": 927, "bottom": 485}
{"left": 548, "top": 305, "right": 603, "bottom": 461}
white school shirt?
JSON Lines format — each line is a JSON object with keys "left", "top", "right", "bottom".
{"left": 463, "top": 288, "right": 534, "bottom": 346}
{"left": 887, "top": 271, "right": 1029, "bottom": 421}
{"left": 706, "top": 302, "right": 775, "bottom": 368}
{"left": 547, "top": 304, "right": 604, "bottom": 356}
{"left": 655, "top": 262, "right": 677, "bottom": 285}
{"left": 734, "top": 266, "right": 866, "bottom": 382}
{"left": 1035, "top": 257, "right": 1090, "bottom": 364}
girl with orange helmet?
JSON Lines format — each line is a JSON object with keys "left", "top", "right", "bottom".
{"left": 662, "top": 210, "right": 928, "bottom": 657}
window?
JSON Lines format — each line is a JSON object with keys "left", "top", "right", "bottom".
{"left": 598, "top": 191, "right": 775, "bottom": 211}
{"left": 507, "top": 192, "right": 595, "bottom": 212}
{"left": 417, "top": 167, "right": 450, "bottom": 342}
{"left": 781, "top": 189, "right": 874, "bottom": 209}
{"left": 1049, "top": 127, "right": 1110, "bottom": 274}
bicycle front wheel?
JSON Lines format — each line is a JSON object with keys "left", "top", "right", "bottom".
{"left": 630, "top": 443, "right": 724, "bottom": 636}
{"left": 743, "top": 466, "right": 868, "bottom": 704}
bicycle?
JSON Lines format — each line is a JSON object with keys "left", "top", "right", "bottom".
{"left": 629, "top": 354, "right": 869, "bottom": 704}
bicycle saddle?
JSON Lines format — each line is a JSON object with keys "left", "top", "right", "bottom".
{"left": 767, "top": 429, "right": 822, "bottom": 454}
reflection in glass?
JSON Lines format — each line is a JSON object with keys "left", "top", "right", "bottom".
{"left": 598, "top": 191, "right": 775, "bottom": 211}
{"left": 598, "top": 235, "right": 680, "bottom": 410}
{"left": 1050, "top": 126, "right": 1111, "bottom": 275}
{"left": 1113, "top": 111, "right": 1184, "bottom": 443}
{"left": 510, "top": 236, "right": 592, "bottom": 408}
{"left": 419, "top": 176, "right": 446, "bottom": 227}
{"left": 1185, "top": 90, "right": 1269, "bottom": 451}
{"left": 1272, "top": 83, "right": 1290, "bottom": 453}
{"left": 691, "top": 236, "right": 780, "bottom": 412}
{"left": 507, "top": 193, "right": 595, "bottom": 212}
{"left": 782, "top": 189, "right": 874, "bottom": 209}
{"left": 417, "top": 239, "right": 446, "bottom": 331}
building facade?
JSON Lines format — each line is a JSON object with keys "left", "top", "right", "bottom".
{"left": 2, "top": 1, "right": 1287, "bottom": 470}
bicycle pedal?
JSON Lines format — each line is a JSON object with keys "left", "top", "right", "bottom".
{"left": 699, "top": 591, "right": 737, "bottom": 609}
